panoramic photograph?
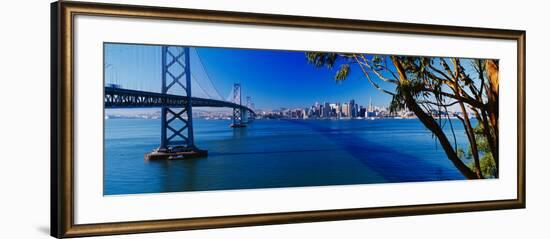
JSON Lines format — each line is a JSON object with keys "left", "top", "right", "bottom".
{"left": 103, "top": 43, "right": 499, "bottom": 195}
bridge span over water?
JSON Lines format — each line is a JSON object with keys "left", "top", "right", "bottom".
{"left": 104, "top": 45, "right": 255, "bottom": 159}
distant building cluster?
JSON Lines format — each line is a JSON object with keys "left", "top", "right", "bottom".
{"left": 258, "top": 98, "right": 415, "bottom": 120}
{"left": 105, "top": 112, "right": 160, "bottom": 120}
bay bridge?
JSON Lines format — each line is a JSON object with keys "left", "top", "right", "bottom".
{"left": 104, "top": 45, "right": 255, "bottom": 160}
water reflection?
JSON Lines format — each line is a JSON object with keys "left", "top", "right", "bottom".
{"left": 232, "top": 126, "right": 248, "bottom": 139}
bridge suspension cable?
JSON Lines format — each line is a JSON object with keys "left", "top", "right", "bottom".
{"left": 190, "top": 74, "right": 214, "bottom": 100}
{"left": 191, "top": 47, "right": 223, "bottom": 100}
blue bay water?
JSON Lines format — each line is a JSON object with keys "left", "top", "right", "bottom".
{"left": 104, "top": 118, "right": 469, "bottom": 195}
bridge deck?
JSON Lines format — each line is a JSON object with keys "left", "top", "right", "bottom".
{"left": 104, "top": 87, "right": 255, "bottom": 115}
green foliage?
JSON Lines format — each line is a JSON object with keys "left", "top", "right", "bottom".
{"left": 474, "top": 124, "right": 497, "bottom": 178}
{"left": 305, "top": 52, "right": 355, "bottom": 82}
{"left": 388, "top": 78, "right": 426, "bottom": 114}
{"left": 305, "top": 52, "right": 338, "bottom": 69}
{"left": 335, "top": 64, "right": 350, "bottom": 81}
{"left": 473, "top": 124, "right": 492, "bottom": 153}
{"left": 479, "top": 153, "right": 497, "bottom": 178}
{"left": 389, "top": 86, "right": 406, "bottom": 113}
{"left": 461, "top": 124, "right": 497, "bottom": 178}
{"left": 457, "top": 147, "right": 466, "bottom": 160}
{"left": 372, "top": 55, "right": 382, "bottom": 64}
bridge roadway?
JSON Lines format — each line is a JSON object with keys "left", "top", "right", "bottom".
{"left": 104, "top": 87, "right": 255, "bottom": 115}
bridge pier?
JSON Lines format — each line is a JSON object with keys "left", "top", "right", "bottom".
{"left": 230, "top": 106, "right": 247, "bottom": 128}
{"left": 145, "top": 147, "right": 207, "bottom": 160}
{"left": 145, "top": 46, "right": 207, "bottom": 160}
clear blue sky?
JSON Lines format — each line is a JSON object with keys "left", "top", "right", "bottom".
{"left": 104, "top": 43, "right": 394, "bottom": 110}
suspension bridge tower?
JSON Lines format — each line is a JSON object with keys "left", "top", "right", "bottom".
{"left": 230, "top": 83, "right": 247, "bottom": 128}
{"left": 145, "top": 46, "right": 207, "bottom": 160}
{"left": 245, "top": 96, "right": 255, "bottom": 123}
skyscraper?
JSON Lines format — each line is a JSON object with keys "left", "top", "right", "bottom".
{"left": 359, "top": 106, "right": 366, "bottom": 118}
{"left": 342, "top": 103, "right": 349, "bottom": 117}
{"left": 324, "top": 102, "right": 331, "bottom": 118}
{"left": 314, "top": 102, "right": 321, "bottom": 118}
{"left": 349, "top": 99, "right": 357, "bottom": 118}
{"left": 368, "top": 97, "right": 373, "bottom": 113}
{"left": 367, "top": 97, "right": 377, "bottom": 117}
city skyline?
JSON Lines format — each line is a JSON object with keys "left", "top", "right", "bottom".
{"left": 106, "top": 97, "right": 469, "bottom": 121}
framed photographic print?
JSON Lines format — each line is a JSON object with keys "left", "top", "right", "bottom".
{"left": 51, "top": 1, "right": 526, "bottom": 238}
